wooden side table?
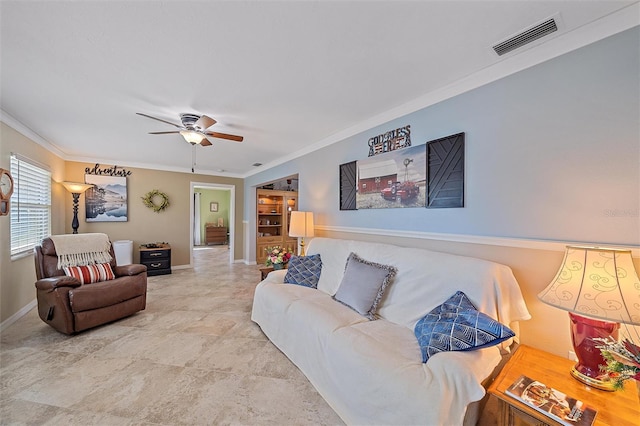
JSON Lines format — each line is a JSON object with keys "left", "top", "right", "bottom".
{"left": 259, "top": 266, "right": 273, "bottom": 281}
{"left": 259, "top": 265, "right": 288, "bottom": 280}
{"left": 487, "top": 344, "right": 640, "bottom": 425}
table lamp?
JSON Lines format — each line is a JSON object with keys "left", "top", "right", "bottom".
{"left": 538, "top": 245, "right": 640, "bottom": 390}
{"left": 289, "top": 211, "right": 314, "bottom": 256}
{"left": 61, "top": 181, "right": 94, "bottom": 234}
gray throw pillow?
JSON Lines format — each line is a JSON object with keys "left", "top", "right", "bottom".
{"left": 333, "top": 252, "right": 397, "bottom": 320}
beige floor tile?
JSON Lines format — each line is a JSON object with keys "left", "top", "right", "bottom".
{"left": 42, "top": 407, "right": 134, "bottom": 426}
{"left": 1, "top": 348, "right": 87, "bottom": 398}
{"left": 15, "top": 356, "right": 135, "bottom": 408}
{"left": 181, "top": 313, "right": 238, "bottom": 336}
{"left": 0, "top": 398, "right": 64, "bottom": 425}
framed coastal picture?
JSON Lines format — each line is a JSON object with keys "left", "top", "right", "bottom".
{"left": 84, "top": 174, "right": 128, "bottom": 222}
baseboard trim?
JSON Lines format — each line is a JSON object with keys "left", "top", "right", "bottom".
{"left": 315, "top": 225, "right": 640, "bottom": 257}
{"left": 171, "top": 264, "right": 191, "bottom": 271}
{"left": 0, "top": 299, "right": 37, "bottom": 332}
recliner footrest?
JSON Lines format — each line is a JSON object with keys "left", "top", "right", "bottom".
{"left": 69, "top": 276, "right": 146, "bottom": 312}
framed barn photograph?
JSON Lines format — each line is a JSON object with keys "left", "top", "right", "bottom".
{"left": 356, "top": 144, "right": 426, "bottom": 209}
{"left": 84, "top": 174, "right": 128, "bottom": 222}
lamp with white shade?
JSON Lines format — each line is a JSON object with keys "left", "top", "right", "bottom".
{"left": 288, "top": 211, "right": 314, "bottom": 256}
{"left": 61, "top": 181, "right": 94, "bottom": 234}
{"left": 537, "top": 245, "right": 640, "bottom": 390}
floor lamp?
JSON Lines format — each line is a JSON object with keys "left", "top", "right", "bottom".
{"left": 289, "top": 211, "right": 314, "bottom": 256}
{"left": 61, "top": 181, "right": 94, "bottom": 234}
{"left": 538, "top": 245, "right": 640, "bottom": 390}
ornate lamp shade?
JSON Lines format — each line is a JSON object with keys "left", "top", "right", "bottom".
{"left": 538, "top": 246, "right": 640, "bottom": 324}
{"left": 61, "top": 182, "right": 93, "bottom": 194}
{"left": 538, "top": 246, "right": 640, "bottom": 390}
{"left": 289, "top": 211, "right": 314, "bottom": 256}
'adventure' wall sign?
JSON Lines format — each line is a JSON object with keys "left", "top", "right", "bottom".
{"left": 85, "top": 163, "right": 132, "bottom": 177}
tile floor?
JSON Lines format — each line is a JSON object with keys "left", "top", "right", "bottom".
{"left": 1, "top": 247, "right": 343, "bottom": 425}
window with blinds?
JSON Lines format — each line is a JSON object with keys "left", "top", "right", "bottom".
{"left": 10, "top": 154, "right": 51, "bottom": 257}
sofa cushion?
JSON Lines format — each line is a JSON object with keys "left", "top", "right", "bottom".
{"left": 63, "top": 262, "right": 115, "bottom": 284}
{"left": 284, "top": 254, "right": 322, "bottom": 288}
{"left": 414, "top": 291, "right": 515, "bottom": 362}
{"left": 307, "top": 237, "right": 356, "bottom": 295}
{"left": 333, "top": 252, "right": 397, "bottom": 320}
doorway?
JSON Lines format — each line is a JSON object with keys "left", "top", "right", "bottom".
{"left": 190, "top": 182, "right": 235, "bottom": 265}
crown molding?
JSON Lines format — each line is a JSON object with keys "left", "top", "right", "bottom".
{"left": 0, "top": 111, "right": 245, "bottom": 178}
{"left": 3, "top": 3, "right": 639, "bottom": 179}
{"left": 67, "top": 154, "right": 245, "bottom": 179}
{"left": 1, "top": 109, "right": 67, "bottom": 159}
{"left": 242, "top": 3, "right": 640, "bottom": 179}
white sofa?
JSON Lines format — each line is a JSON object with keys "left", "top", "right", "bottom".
{"left": 251, "top": 237, "right": 530, "bottom": 425}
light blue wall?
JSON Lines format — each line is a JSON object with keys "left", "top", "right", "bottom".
{"left": 245, "top": 27, "right": 639, "bottom": 259}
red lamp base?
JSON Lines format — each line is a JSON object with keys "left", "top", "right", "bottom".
{"left": 569, "top": 312, "right": 619, "bottom": 391}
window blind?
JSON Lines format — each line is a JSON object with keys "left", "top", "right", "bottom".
{"left": 10, "top": 154, "right": 51, "bottom": 257}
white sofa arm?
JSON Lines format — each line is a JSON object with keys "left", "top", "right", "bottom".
{"left": 425, "top": 347, "right": 502, "bottom": 416}
{"left": 262, "top": 268, "right": 288, "bottom": 283}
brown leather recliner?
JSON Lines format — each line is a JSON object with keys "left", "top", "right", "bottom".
{"left": 34, "top": 237, "right": 147, "bottom": 335}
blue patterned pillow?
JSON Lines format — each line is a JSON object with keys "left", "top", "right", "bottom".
{"left": 284, "top": 254, "right": 322, "bottom": 288}
{"left": 414, "top": 291, "right": 515, "bottom": 363}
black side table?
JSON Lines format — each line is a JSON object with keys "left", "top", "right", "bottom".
{"left": 139, "top": 243, "right": 171, "bottom": 276}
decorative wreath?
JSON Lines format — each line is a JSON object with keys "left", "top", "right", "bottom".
{"left": 141, "top": 189, "right": 170, "bottom": 213}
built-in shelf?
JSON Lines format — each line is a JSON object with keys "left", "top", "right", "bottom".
{"left": 256, "top": 189, "right": 297, "bottom": 264}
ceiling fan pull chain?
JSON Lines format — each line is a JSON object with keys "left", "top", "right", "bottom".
{"left": 192, "top": 145, "right": 196, "bottom": 173}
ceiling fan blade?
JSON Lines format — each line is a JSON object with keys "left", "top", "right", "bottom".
{"left": 136, "top": 112, "right": 184, "bottom": 129}
{"left": 200, "top": 138, "right": 213, "bottom": 146}
{"left": 195, "top": 115, "right": 216, "bottom": 130}
{"left": 148, "top": 131, "right": 181, "bottom": 135}
{"left": 205, "top": 131, "right": 244, "bottom": 142}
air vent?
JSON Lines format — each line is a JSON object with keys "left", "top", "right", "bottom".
{"left": 493, "top": 18, "right": 558, "bottom": 56}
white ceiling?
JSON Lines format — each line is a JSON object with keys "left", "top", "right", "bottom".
{"left": 1, "top": 1, "right": 637, "bottom": 177}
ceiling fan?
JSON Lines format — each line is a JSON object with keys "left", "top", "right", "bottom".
{"left": 136, "top": 112, "right": 244, "bottom": 146}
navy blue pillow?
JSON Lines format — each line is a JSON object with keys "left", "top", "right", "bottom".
{"left": 414, "top": 291, "right": 515, "bottom": 363}
{"left": 284, "top": 254, "right": 322, "bottom": 288}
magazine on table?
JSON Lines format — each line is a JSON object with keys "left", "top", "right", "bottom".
{"left": 505, "top": 374, "right": 597, "bottom": 426}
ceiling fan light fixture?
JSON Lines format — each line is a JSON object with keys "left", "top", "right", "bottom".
{"left": 180, "top": 130, "right": 205, "bottom": 145}
{"left": 138, "top": 112, "right": 243, "bottom": 143}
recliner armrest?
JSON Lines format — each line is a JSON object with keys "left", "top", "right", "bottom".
{"left": 114, "top": 264, "right": 147, "bottom": 276}
{"left": 35, "top": 276, "right": 81, "bottom": 290}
